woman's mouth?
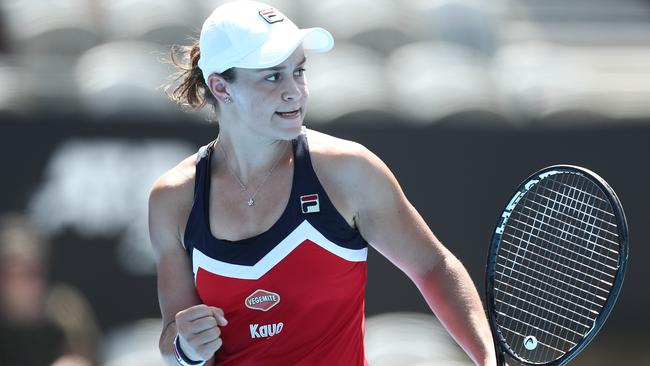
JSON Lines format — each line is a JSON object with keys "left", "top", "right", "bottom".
{"left": 275, "top": 108, "right": 301, "bottom": 119}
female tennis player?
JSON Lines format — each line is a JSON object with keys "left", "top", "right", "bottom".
{"left": 148, "top": 1, "right": 495, "bottom": 365}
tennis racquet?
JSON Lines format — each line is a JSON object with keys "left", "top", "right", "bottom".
{"left": 485, "top": 165, "right": 628, "bottom": 365}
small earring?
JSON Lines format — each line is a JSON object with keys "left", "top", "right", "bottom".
{"left": 223, "top": 96, "right": 232, "bottom": 104}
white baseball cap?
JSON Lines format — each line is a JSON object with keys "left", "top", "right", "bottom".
{"left": 198, "top": 1, "right": 334, "bottom": 83}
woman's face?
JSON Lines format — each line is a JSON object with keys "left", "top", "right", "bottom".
{"left": 226, "top": 47, "right": 309, "bottom": 140}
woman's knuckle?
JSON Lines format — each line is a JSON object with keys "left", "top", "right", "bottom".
{"left": 212, "top": 327, "right": 221, "bottom": 338}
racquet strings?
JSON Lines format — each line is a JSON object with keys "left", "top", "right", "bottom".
{"left": 494, "top": 172, "right": 621, "bottom": 363}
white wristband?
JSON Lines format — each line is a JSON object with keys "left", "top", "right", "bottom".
{"left": 173, "top": 334, "right": 206, "bottom": 366}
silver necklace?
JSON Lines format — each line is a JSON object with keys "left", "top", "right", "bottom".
{"left": 218, "top": 140, "right": 288, "bottom": 207}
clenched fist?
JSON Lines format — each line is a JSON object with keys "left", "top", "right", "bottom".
{"left": 175, "top": 304, "right": 228, "bottom": 361}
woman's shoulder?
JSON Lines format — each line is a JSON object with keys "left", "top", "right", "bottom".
{"left": 305, "top": 128, "right": 367, "bottom": 161}
{"left": 149, "top": 152, "right": 198, "bottom": 210}
{"left": 148, "top": 152, "right": 201, "bottom": 252}
{"left": 304, "top": 128, "right": 400, "bottom": 222}
{"left": 305, "top": 128, "right": 384, "bottom": 174}
{"left": 304, "top": 128, "right": 392, "bottom": 194}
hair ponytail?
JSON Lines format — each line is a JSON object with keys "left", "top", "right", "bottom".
{"left": 165, "top": 40, "right": 235, "bottom": 111}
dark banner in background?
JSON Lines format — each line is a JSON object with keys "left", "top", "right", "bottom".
{"left": 2, "top": 112, "right": 648, "bottom": 362}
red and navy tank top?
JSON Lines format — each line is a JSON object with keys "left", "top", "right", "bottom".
{"left": 183, "top": 129, "right": 369, "bottom": 365}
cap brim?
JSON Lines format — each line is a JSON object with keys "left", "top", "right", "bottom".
{"left": 231, "top": 27, "right": 334, "bottom": 70}
{"left": 301, "top": 27, "right": 334, "bottom": 53}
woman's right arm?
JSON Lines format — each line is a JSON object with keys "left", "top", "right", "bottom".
{"left": 148, "top": 170, "right": 227, "bottom": 366}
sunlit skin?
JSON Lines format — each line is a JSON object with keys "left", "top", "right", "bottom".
{"left": 216, "top": 48, "right": 309, "bottom": 139}
{"left": 205, "top": 47, "right": 309, "bottom": 184}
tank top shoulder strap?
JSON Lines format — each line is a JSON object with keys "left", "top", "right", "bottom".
{"left": 292, "top": 129, "right": 322, "bottom": 190}
{"left": 292, "top": 128, "right": 367, "bottom": 249}
{"left": 192, "top": 141, "right": 213, "bottom": 195}
{"left": 183, "top": 140, "right": 215, "bottom": 254}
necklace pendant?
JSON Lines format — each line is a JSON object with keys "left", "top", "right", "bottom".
{"left": 247, "top": 198, "right": 254, "bottom": 206}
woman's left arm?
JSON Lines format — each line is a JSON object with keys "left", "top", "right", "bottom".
{"left": 345, "top": 146, "right": 496, "bottom": 366}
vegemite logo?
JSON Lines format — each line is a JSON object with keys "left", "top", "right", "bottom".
{"left": 300, "top": 194, "right": 320, "bottom": 214}
{"left": 259, "top": 8, "right": 284, "bottom": 24}
{"left": 245, "top": 289, "right": 281, "bottom": 312}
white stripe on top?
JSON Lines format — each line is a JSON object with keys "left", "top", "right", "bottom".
{"left": 193, "top": 220, "right": 367, "bottom": 280}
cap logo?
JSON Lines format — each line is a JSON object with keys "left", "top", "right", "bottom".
{"left": 245, "top": 289, "right": 281, "bottom": 311}
{"left": 300, "top": 194, "right": 320, "bottom": 214}
{"left": 259, "top": 8, "right": 284, "bottom": 24}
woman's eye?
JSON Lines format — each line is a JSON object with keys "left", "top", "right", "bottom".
{"left": 265, "top": 73, "right": 281, "bottom": 81}
{"left": 294, "top": 68, "right": 306, "bottom": 77}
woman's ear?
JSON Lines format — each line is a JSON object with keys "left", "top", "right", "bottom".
{"left": 207, "top": 74, "right": 231, "bottom": 104}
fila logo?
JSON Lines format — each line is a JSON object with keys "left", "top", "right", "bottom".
{"left": 300, "top": 194, "right": 320, "bottom": 214}
{"left": 245, "top": 289, "right": 281, "bottom": 312}
{"left": 250, "top": 322, "right": 284, "bottom": 339}
{"left": 259, "top": 8, "right": 284, "bottom": 24}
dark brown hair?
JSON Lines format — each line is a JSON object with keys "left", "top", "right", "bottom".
{"left": 166, "top": 40, "right": 236, "bottom": 111}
